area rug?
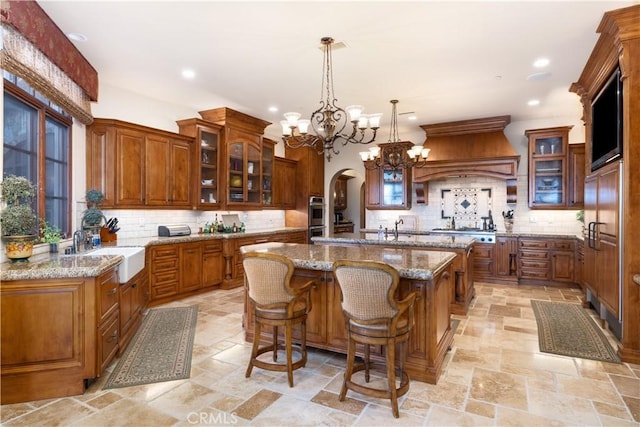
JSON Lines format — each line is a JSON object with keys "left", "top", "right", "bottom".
{"left": 104, "top": 305, "right": 198, "bottom": 389}
{"left": 530, "top": 300, "right": 620, "bottom": 363}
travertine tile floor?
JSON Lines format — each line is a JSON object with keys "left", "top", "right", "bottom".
{"left": 2, "top": 282, "right": 639, "bottom": 426}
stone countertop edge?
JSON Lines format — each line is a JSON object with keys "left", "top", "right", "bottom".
{"left": 359, "top": 229, "right": 584, "bottom": 241}
{"left": 312, "top": 233, "right": 474, "bottom": 249}
{"left": 239, "top": 242, "right": 457, "bottom": 281}
{"left": 0, "top": 227, "right": 307, "bottom": 282}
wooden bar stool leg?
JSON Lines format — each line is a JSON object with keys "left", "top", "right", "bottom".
{"left": 246, "top": 320, "right": 261, "bottom": 378}
{"left": 340, "top": 332, "right": 356, "bottom": 401}
{"left": 272, "top": 326, "right": 278, "bottom": 362}
{"left": 285, "top": 321, "right": 294, "bottom": 387}
{"left": 301, "top": 319, "right": 308, "bottom": 367}
{"left": 364, "top": 344, "right": 371, "bottom": 382}
{"left": 387, "top": 338, "right": 399, "bottom": 418}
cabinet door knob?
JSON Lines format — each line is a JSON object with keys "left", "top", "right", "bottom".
{"left": 108, "top": 288, "right": 117, "bottom": 296}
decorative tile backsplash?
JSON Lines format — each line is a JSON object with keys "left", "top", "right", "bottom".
{"left": 440, "top": 186, "right": 493, "bottom": 227}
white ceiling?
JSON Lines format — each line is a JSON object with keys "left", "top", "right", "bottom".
{"left": 39, "top": 1, "right": 635, "bottom": 138}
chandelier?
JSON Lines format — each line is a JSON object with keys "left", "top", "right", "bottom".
{"left": 360, "top": 99, "right": 429, "bottom": 179}
{"left": 280, "top": 37, "right": 382, "bottom": 161}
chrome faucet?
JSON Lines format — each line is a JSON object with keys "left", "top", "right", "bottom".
{"left": 393, "top": 218, "right": 404, "bottom": 240}
{"left": 73, "top": 229, "right": 87, "bottom": 253}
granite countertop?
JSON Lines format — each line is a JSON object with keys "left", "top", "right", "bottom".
{"left": 359, "top": 229, "right": 582, "bottom": 240}
{"left": 1, "top": 252, "right": 123, "bottom": 282}
{"left": 313, "top": 232, "right": 475, "bottom": 249}
{"left": 239, "top": 242, "right": 457, "bottom": 281}
{"left": 0, "top": 227, "right": 307, "bottom": 282}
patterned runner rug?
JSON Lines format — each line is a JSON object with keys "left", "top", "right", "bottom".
{"left": 530, "top": 300, "right": 620, "bottom": 363}
{"left": 104, "top": 305, "right": 198, "bottom": 389}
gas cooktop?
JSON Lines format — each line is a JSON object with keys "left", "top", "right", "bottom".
{"left": 430, "top": 228, "right": 496, "bottom": 243}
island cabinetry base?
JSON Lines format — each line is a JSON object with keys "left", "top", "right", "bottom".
{"left": 243, "top": 262, "right": 454, "bottom": 384}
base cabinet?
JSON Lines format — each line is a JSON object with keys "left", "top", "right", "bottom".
{"left": 0, "top": 267, "right": 122, "bottom": 404}
{"left": 119, "top": 268, "right": 149, "bottom": 351}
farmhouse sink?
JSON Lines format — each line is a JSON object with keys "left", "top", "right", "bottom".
{"left": 89, "top": 247, "right": 145, "bottom": 283}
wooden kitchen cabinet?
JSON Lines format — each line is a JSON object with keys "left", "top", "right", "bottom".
{"left": 472, "top": 242, "right": 495, "bottom": 280}
{"left": 333, "top": 223, "right": 354, "bottom": 234}
{"left": 203, "top": 241, "right": 224, "bottom": 288}
{"left": 494, "top": 236, "right": 518, "bottom": 283}
{"left": 198, "top": 107, "right": 272, "bottom": 210}
{"left": 284, "top": 144, "right": 325, "bottom": 227}
{"left": 180, "top": 242, "right": 203, "bottom": 294}
{"left": 364, "top": 162, "right": 412, "bottom": 210}
{"left": 568, "top": 143, "right": 585, "bottom": 208}
{"left": 0, "top": 266, "right": 120, "bottom": 404}
{"left": 273, "top": 156, "right": 297, "bottom": 209}
{"left": 518, "top": 237, "right": 576, "bottom": 284}
{"left": 176, "top": 118, "right": 223, "bottom": 209}
{"left": 261, "top": 139, "right": 275, "bottom": 207}
{"left": 149, "top": 244, "right": 179, "bottom": 301}
{"left": 526, "top": 126, "right": 583, "bottom": 210}
{"left": 119, "top": 267, "right": 148, "bottom": 352}
{"left": 86, "top": 119, "right": 194, "bottom": 209}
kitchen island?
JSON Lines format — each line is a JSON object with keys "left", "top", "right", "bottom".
{"left": 239, "top": 242, "right": 457, "bottom": 384}
{"left": 312, "top": 233, "right": 475, "bottom": 315}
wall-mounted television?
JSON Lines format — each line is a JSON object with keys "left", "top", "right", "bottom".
{"left": 590, "top": 66, "right": 623, "bottom": 171}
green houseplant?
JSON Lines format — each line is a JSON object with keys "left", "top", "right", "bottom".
{"left": 1, "top": 175, "right": 38, "bottom": 261}
{"left": 82, "top": 189, "right": 106, "bottom": 231}
{"left": 39, "top": 218, "right": 62, "bottom": 253}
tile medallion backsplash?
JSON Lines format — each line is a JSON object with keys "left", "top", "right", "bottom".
{"left": 441, "top": 187, "right": 493, "bottom": 227}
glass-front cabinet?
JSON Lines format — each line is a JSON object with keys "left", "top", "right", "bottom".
{"left": 526, "top": 126, "right": 571, "bottom": 209}
{"left": 226, "top": 128, "right": 262, "bottom": 208}
{"left": 365, "top": 164, "right": 412, "bottom": 210}
{"left": 175, "top": 118, "right": 222, "bottom": 210}
{"left": 261, "top": 139, "right": 275, "bottom": 206}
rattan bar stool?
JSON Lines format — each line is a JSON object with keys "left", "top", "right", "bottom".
{"left": 243, "top": 252, "right": 314, "bottom": 387}
{"left": 333, "top": 259, "right": 418, "bottom": 418}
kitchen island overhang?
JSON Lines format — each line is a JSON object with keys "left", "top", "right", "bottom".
{"left": 239, "top": 242, "right": 457, "bottom": 384}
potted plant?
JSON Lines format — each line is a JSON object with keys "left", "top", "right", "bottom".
{"left": 82, "top": 189, "right": 106, "bottom": 233}
{"left": 39, "top": 218, "right": 62, "bottom": 253}
{"left": 0, "top": 175, "right": 38, "bottom": 262}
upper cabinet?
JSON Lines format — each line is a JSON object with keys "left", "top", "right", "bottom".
{"left": 176, "top": 118, "right": 223, "bottom": 210}
{"left": 526, "top": 126, "right": 582, "bottom": 210}
{"left": 261, "top": 139, "right": 275, "bottom": 207}
{"left": 273, "top": 156, "right": 297, "bottom": 210}
{"left": 86, "top": 119, "right": 194, "bottom": 209}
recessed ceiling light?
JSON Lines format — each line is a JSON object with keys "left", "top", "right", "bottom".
{"left": 533, "top": 58, "right": 550, "bottom": 68}
{"left": 268, "top": 106, "right": 278, "bottom": 113}
{"left": 181, "top": 69, "right": 196, "bottom": 80}
{"left": 407, "top": 115, "right": 417, "bottom": 121}
{"left": 528, "top": 99, "right": 540, "bottom": 106}
{"left": 67, "top": 32, "right": 88, "bottom": 42}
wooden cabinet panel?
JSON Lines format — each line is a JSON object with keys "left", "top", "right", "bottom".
{"left": 119, "top": 268, "right": 147, "bottom": 351}
{"left": 273, "top": 157, "right": 297, "bottom": 209}
{"left": 180, "top": 243, "right": 203, "bottom": 294}
{"left": 149, "top": 245, "right": 179, "bottom": 300}
{"left": 96, "top": 268, "right": 119, "bottom": 324}
{"left": 97, "top": 310, "right": 119, "bottom": 373}
{"left": 568, "top": 143, "right": 585, "bottom": 208}
{"left": 364, "top": 163, "right": 412, "bottom": 210}
{"left": 87, "top": 119, "right": 194, "bottom": 209}
{"left": 495, "top": 236, "right": 518, "bottom": 281}
{"left": 334, "top": 176, "right": 349, "bottom": 210}
{"left": 116, "top": 128, "right": 146, "bottom": 206}
{"left": 472, "top": 243, "right": 494, "bottom": 279}
{"left": 202, "top": 241, "right": 224, "bottom": 288}
{"left": 284, "top": 145, "right": 325, "bottom": 227}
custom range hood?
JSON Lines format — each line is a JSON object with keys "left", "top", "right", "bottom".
{"left": 413, "top": 115, "right": 520, "bottom": 182}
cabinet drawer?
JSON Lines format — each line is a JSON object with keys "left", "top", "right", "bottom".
{"left": 473, "top": 246, "right": 494, "bottom": 260}
{"left": 519, "top": 249, "right": 549, "bottom": 260}
{"left": 519, "top": 269, "right": 551, "bottom": 280}
{"left": 98, "top": 278, "right": 119, "bottom": 321}
{"left": 151, "top": 246, "right": 179, "bottom": 260}
{"left": 520, "top": 259, "right": 550, "bottom": 269}
{"left": 203, "top": 241, "right": 223, "bottom": 253}
{"left": 519, "top": 239, "right": 549, "bottom": 249}
{"left": 551, "top": 240, "right": 575, "bottom": 250}
{"left": 151, "top": 270, "right": 178, "bottom": 286}
{"left": 98, "top": 310, "right": 119, "bottom": 373}
{"left": 150, "top": 283, "right": 178, "bottom": 300}
{"left": 151, "top": 257, "right": 179, "bottom": 272}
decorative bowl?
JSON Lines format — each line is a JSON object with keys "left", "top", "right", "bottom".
{"left": 201, "top": 179, "right": 214, "bottom": 185}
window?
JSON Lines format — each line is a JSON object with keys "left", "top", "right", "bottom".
{"left": 3, "top": 72, "right": 72, "bottom": 238}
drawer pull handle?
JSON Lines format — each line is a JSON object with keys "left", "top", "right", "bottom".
{"left": 108, "top": 288, "right": 117, "bottom": 296}
{"left": 108, "top": 331, "right": 118, "bottom": 342}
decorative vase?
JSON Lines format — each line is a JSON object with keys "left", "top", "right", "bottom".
{"left": 504, "top": 218, "right": 514, "bottom": 233}
{"left": 3, "top": 235, "right": 36, "bottom": 262}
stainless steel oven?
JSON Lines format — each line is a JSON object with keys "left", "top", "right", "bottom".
{"left": 308, "top": 196, "right": 325, "bottom": 227}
